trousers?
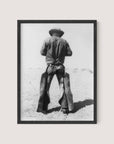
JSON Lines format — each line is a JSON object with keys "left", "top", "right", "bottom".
{"left": 37, "top": 64, "right": 74, "bottom": 113}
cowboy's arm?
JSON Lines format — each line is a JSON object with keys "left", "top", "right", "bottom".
{"left": 65, "top": 42, "right": 72, "bottom": 56}
{"left": 40, "top": 40, "right": 48, "bottom": 56}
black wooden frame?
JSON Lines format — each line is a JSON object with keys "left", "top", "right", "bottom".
{"left": 17, "top": 20, "right": 97, "bottom": 124}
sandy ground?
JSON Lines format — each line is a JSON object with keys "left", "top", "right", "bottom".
{"left": 21, "top": 68, "right": 94, "bottom": 121}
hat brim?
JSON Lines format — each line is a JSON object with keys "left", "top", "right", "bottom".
{"left": 49, "top": 29, "right": 64, "bottom": 37}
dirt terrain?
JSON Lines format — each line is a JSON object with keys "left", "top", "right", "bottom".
{"left": 21, "top": 68, "right": 94, "bottom": 121}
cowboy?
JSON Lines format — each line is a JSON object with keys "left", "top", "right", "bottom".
{"left": 37, "top": 28, "right": 74, "bottom": 114}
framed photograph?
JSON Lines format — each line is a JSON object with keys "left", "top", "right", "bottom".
{"left": 17, "top": 20, "right": 97, "bottom": 124}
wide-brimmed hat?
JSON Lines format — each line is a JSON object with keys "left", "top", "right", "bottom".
{"left": 49, "top": 28, "right": 64, "bottom": 37}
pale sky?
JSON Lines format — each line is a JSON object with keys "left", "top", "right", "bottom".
{"left": 21, "top": 23, "right": 94, "bottom": 70}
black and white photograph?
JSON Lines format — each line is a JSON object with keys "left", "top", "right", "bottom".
{"left": 17, "top": 20, "right": 97, "bottom": 124}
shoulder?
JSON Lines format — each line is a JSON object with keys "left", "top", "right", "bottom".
{"left": 58, "top": 37, "right": 68, "bottom": 44}
{"left": 59, "top": 37, "right": 66, "bottom": 42}
{"left": 44, "top": 37, "right": 53, "bottom": 45}
{"left": 60, "top": 38, "right": 70, "bottom": 47}
{"left": 43, "top": 37, "right": 51, "bottom": 44}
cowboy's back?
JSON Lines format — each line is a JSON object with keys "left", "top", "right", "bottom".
{"left": 37, "top": 29, "right": 74, "bottom": 114}
{"left": 41, "top": 36, "right": 72, "bottom": 65}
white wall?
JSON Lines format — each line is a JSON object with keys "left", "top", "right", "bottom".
{"left": 0, "top": 0, "right": 114, "bottom": 144}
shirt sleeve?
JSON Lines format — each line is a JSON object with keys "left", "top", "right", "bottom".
{"left": 65, "top": 41, "right": 72, "bottom": 56}
{"left": 40, "top": 40, "right": 48, "bottom": 56}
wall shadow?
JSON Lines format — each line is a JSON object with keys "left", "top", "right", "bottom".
{"left": 47, "top": 99, "right": 94, "bottom": 114}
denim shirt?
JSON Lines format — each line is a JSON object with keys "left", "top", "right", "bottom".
{"left": 41, "top": 36, "right": 72, "bottom": 64}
